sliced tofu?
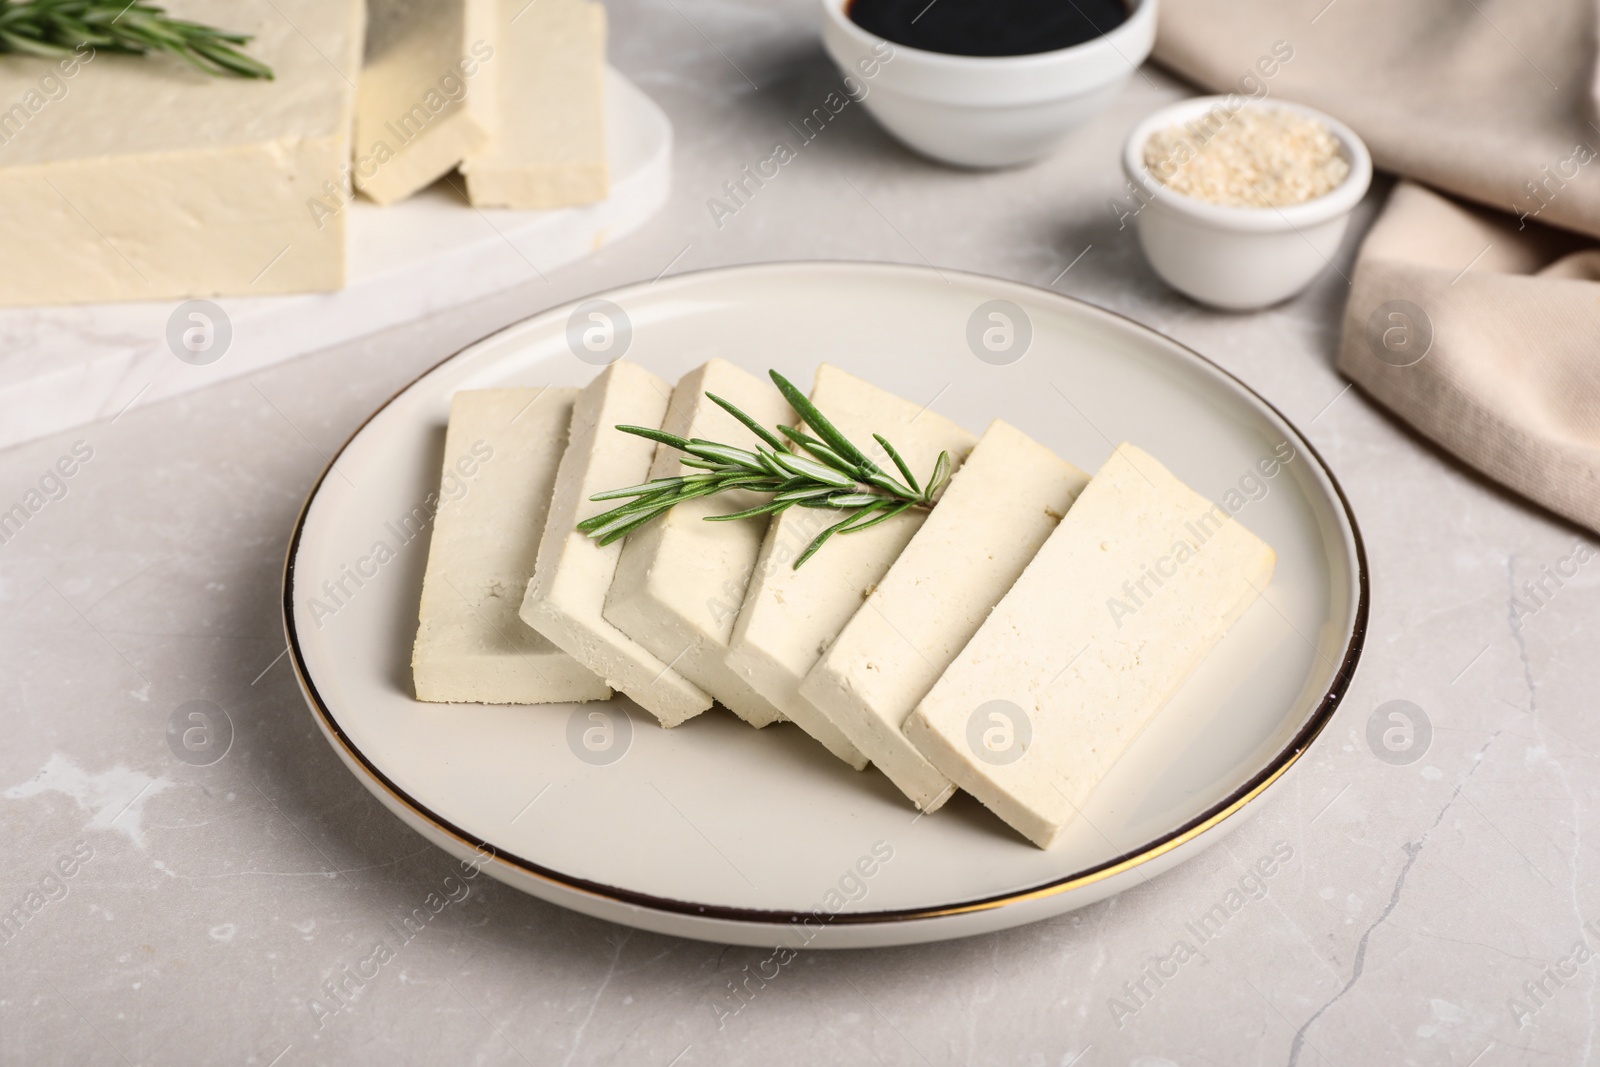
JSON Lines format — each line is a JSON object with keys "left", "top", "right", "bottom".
{"left": 355, "top": 0, "right": 496, "bottom": 205}
{"left": 462, "top": 0, "right": 609, "bottom": 209}
{"left": 727, "top": 365, "right": 978, "bottom": 769}
{"left": 521, "top": 362, "right": 714, "bottom": 726}
{"left": 799, "top": 419, "right": 1088, "bottom": 809}
{"left": 412, "top": 388, "right": 612, "bottom": 704}
{"left": 604, "top": 360, "right": 790, "bottom": 727}
{"left": 0, "top": 0, "right": 365, "bottom": 306}
{"left": 903, "top": 443, "right": 1276, "bottom": 848}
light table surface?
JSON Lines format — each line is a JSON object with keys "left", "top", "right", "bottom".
{"left": 1, "top": 2, "right": 1592, "bottom": 1063}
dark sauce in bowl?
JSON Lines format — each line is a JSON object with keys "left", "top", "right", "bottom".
{"left": 846, "top": 0, "right": 1131, "bottom": 57}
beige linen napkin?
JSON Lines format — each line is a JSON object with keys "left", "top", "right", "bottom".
{"left": 1153, "top": 0, "right": 1600, "bottom": 532}
{"left": 1337, "top": 182, "right": 1600, "bottom": 530}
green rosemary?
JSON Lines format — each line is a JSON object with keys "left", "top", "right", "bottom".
{"left": 0, "top": 1, "right": 273, "bottom": 79}
{"left": 578, "top": 370, "right": 952, "bottom": 568}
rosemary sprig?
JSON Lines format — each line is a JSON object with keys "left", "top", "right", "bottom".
{"left": 578, "top": 370, "right": 954, "bottom": 568}
{"left": 0, "top": 1, "right": 273, "bottom": 79}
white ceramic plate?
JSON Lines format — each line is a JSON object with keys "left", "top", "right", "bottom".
{"left": 284, "top": 262, "right": 1366, "bottom": 948}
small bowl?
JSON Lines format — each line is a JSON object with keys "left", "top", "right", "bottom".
{"left": 820, "top": 0, "right": 1157, "bottom": 169}
{"left": 1121, "top": 96, "right": 1372, "bottom": 310}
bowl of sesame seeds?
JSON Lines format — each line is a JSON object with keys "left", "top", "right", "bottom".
{"left": 1121, "top": 95, "right": 1372, "bottom": 310}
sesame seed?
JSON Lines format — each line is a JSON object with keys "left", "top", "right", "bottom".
{"left": 1143, "top": 106, "right": 1350, "bottom": 208}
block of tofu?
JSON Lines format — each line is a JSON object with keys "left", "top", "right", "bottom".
{"left": 604, "top": 360, "right": 790, "bottom": 726}
{"left": 412, "top": 388, "right": 612, "bottom": 704}
{"left": 521, "top": 362, "right": 714, "bottom": 726}
{"left": 727, "top": 365, "right": 978, "bottom": 769}
{"left": 799, "top": 419, "right": 1089, "bottom": 809}
{"left": 903, "top": 443, "right": 1276, "bottom": 848}
{"left": 0, "top": 0, "right": 365, "bottom": 306}
{"left": 355, "top": 0, "right": 496, "bottom": 205}
{"left": 461, "top": 0, "right": 609, "bottom": 209}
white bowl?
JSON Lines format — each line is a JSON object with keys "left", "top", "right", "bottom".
{"left": 820, "top": 0, "right": 1157, "bottom": 168}
{"left": 1121, "top": 96, "right": 1373, "bottom": 310}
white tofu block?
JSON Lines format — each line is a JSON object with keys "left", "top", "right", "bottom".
{"left": 604, "top": 360, "right": 791, "bottom": 727}
{"left": 0, "top": 0, "right": 365, "bottom": 306}
{"left": 355, "top": 0, "right": 496, "bottom": 205}
{"left": 799, "top": 419, "right": 1089, "bottom": 809}
{"left": 904, "top": 443, "right": 1276, "bottom": 848}
{"left": 728, "top": 365, "right": 978, "bottom": 769}
{"left": 413, "top": 389, "right": 612, "bottom": 704}
{"left": 462, "top": 0, "right": 609, "bottom": 209}
{"left": 521, "top": 362, "right": 714, "bottom": 726}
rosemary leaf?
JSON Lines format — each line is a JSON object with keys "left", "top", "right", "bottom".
{"left": 757, "top": 450, "right": 791, "bottom": 479}
{"left": 874, "top": 433, "right": 921, "bottom": 495}
{"left": 577, "top": 492, "right": 675, "bottom": 533}
{"left": 858, "top": 468, "right": 916, "bottom": 499}
{"left": 594, "top": 508, "right": 675, "bottom": 546}
{"left": 839, "top": 499, "right": 912, "bottom": 534}
{"left": 789, "top": 438, "right": 859, "bottom": 479}
{"left": 770, "top": 485, "right": 838, "bottom": 504}
{"left": 707, "top": 391, "right": 790, "bottom": 453}
{"left": 770, "top": 370, "right": 872, "bottom": 469}
{"left": 586, "top": 500, "right": 676, "bottom": 542}
{"left": 794, "top": 514, "right": 855, "bottom": 568}
{"left": 777, "top": 425, "right": 826, "bottom": 450}
{"left": 678, "top": 477, "right": 737, "bottom": 499}
{"left": 191, "top": 40, "right": 270, "bottom": 79}
{"left": 588, "top": 476, "right": 687, "bottom": 502}
{"left": 617, "top": 424, "right": 694, "bottom": 451}
{"left": 684, "top": 441, "right": 766, "bottom": 472}
{"left": 772, "top": 451, "right": 855, "bottom": 489}
{"left": 820, "top": 493, "right": 883, "bottom": 508}
{"left": 703, "top": 499, "right": 795, "bottom": 522}
{"left": 0, "top": 29, "right": 66, "bottom": 55}
{"left": 925, "top": 450, "right": 953, "bottom": 502}
{"left": 712, "top": 473, "right": 782, "bottom": 491}
{"left": 835, "top": 500, "right": 889, "bottom": 532}
{"left": 0, "top": 1, "right": 274, "bottom": 78}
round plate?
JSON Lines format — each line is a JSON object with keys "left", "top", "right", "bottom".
{"left": 283, "top": 262, "right": 1366, "bottom": 948}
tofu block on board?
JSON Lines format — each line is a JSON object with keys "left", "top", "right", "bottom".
{"left": 522, "top": 362, "right": 714, "bottom": 726}
{"left": 604, "top": 360, "right": 790, "bottom": 727}
{"left": 727, "top": 365, "right": 978, "bottom": 770}
{"left": 413, "top": 388, "right": 612, "bottom": 704}
{"left": 903, "top": 443, "right": 1276, "bottom": 848}
{"left": 0, "top": 0, "right": 365, "bottom": 306}
{"left": 461, "top": 0, "right": 609, "bottom": 209}
{"left": 355, "top": 0, "right": 496, "bottom": 205}
{"left": 799, "top": 419, "right": 1089, "bottom": 809}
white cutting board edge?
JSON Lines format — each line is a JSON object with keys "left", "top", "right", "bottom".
{"left": 0, "top": 67, "right": 671, "bottom": 453}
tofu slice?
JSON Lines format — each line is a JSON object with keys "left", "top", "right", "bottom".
{"left": 0, "top": 0, "right": 365, "bottom": 306}
{"left": 604, "top": 361, "right": 790, "bottom": 726}
{"left": 412, "top": 389, "right": 612, "bottom": 704}
{"left": 903, "top": 443, "right": 1276, "bottom": 848}
{"left": 462, "top": 0, "right": 609, "bottom": 209}
{"left": 799, "top": 420, "right": 1089, "bottom": 809}
{"left": 727, "top": 365, "right": 978, "bottom": 769}
{"left": 355, "top": 0, "right": 496, "bottom": 205}
{"left": 521, "top": 363, "right": 714, "bottom": 726}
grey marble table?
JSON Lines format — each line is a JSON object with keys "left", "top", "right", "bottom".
{"left": 3, "top": 2, "right": 1593, "bottom": 1064}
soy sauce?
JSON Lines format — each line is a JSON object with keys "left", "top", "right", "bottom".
{"left": 846, "top": 0, "right": 1131, "bottom": 57}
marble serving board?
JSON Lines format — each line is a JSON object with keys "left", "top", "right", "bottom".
{"left": 0, "top": 68, "right": 671, "bottom": 454}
